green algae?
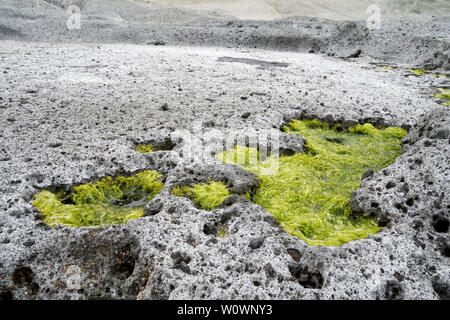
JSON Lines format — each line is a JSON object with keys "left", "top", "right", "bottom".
{"left": 432, "top": 88, "right": 450, "bottom": 106}
{"left": 135, "top": 144, "right": 154, "bottom": 154}
{"left": 32, "top": 170, "right": 164, "bottom": 227}
{"left": 408, "top": 68, "right": 447, "bottom": 78}
{"left": 217, "top": 225, "right": 229, "bottom": 238}
{"left": 217, "top": 119, "right": 407, "bottom": 246}
{"left": 172, "top": 180, "right": 231, "bottom": 210}
{"left": 409, "top": 68, "right": 427, "bottom": 76}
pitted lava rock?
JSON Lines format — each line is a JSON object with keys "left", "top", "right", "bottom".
{"left": 0, "top": 0, "right": 448, "bottom": 300}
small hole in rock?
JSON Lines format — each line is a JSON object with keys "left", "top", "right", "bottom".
{"left": 432, "top": 215, "right": 449, "bottom": 233}
{"left": 12, "top": 266, "right": 34, "bottom": 287}
{"left": 386, "top": 181, "right": 396, "bottom": 189}
{"left": 384, "top": 280, "right": 404, "bottom": 300}
{"left": 406, "top": 198, "right": 414, "bottom": 207}
{"left": 0, "top": 290, "right": 13, "bottom": 300}
{"left": 287, "top": 248, "right": 302, "bottom": 262}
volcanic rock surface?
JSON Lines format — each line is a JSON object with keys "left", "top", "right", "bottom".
{"left": 0, "top": 0, "right": 449, "bottom": 300}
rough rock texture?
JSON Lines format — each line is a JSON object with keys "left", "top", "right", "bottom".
{"left": 350, "top": 107, "right": 450, "bottom": 300}
{"left": 0, "top": 0, "right": 449, "bottom": 70}
{"left": 0, "top": 0, "right": 449, "bottom": 300}
{"left": 0, "top": 39, "right": 448, "bottom": 300}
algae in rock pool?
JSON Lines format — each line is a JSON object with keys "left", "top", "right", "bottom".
{"left": 135, "top": 144, "right": 154, "bottom": 153}
{"left": 217, "top": 119, "right": 407, "bottom": 246}
{"left": 32, "top": 170, "right": 164, "bottom": 227}
{"left": 172, "top": 180, "right": 231, "bottom": 211}
{"left": 432, "top": 88, "right": 450, "bottom": 106}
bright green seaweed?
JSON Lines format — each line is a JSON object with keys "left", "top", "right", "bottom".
{"left": 217, "top": 119, "right": 407, "bottom": 246}
{"left": 172, "top": 180, "right": 231, "bottom": 210}
{"left": 33, "top": 170, "right": 164, "bottom": 227}
{"left": 135, "top": 144, "right": 154, "bottom": 153}
{"left": 432, "top": 88, "right": 450, "bottom": 106}
{"left": 408, "top": 68, "right": 447, "bottom": 78}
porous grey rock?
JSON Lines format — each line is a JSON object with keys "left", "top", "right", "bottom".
{"left": 279, "top": 132, "right": 305, "bottom": 156}
{"left": 249, "top": 237, "right": 266, "bottom": 250}
{"left": 0, "top": 2, "right": 448, "bottom": 300}
{"left": 169, "top": 163, "right": 260, "bottom": 195}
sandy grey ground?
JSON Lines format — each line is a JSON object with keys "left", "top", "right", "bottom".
{"left": 1, "top": 0, "right": 449, "bottom": 69}
{"left": 0, "top": 0, "right": 449, "bottom": 300}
